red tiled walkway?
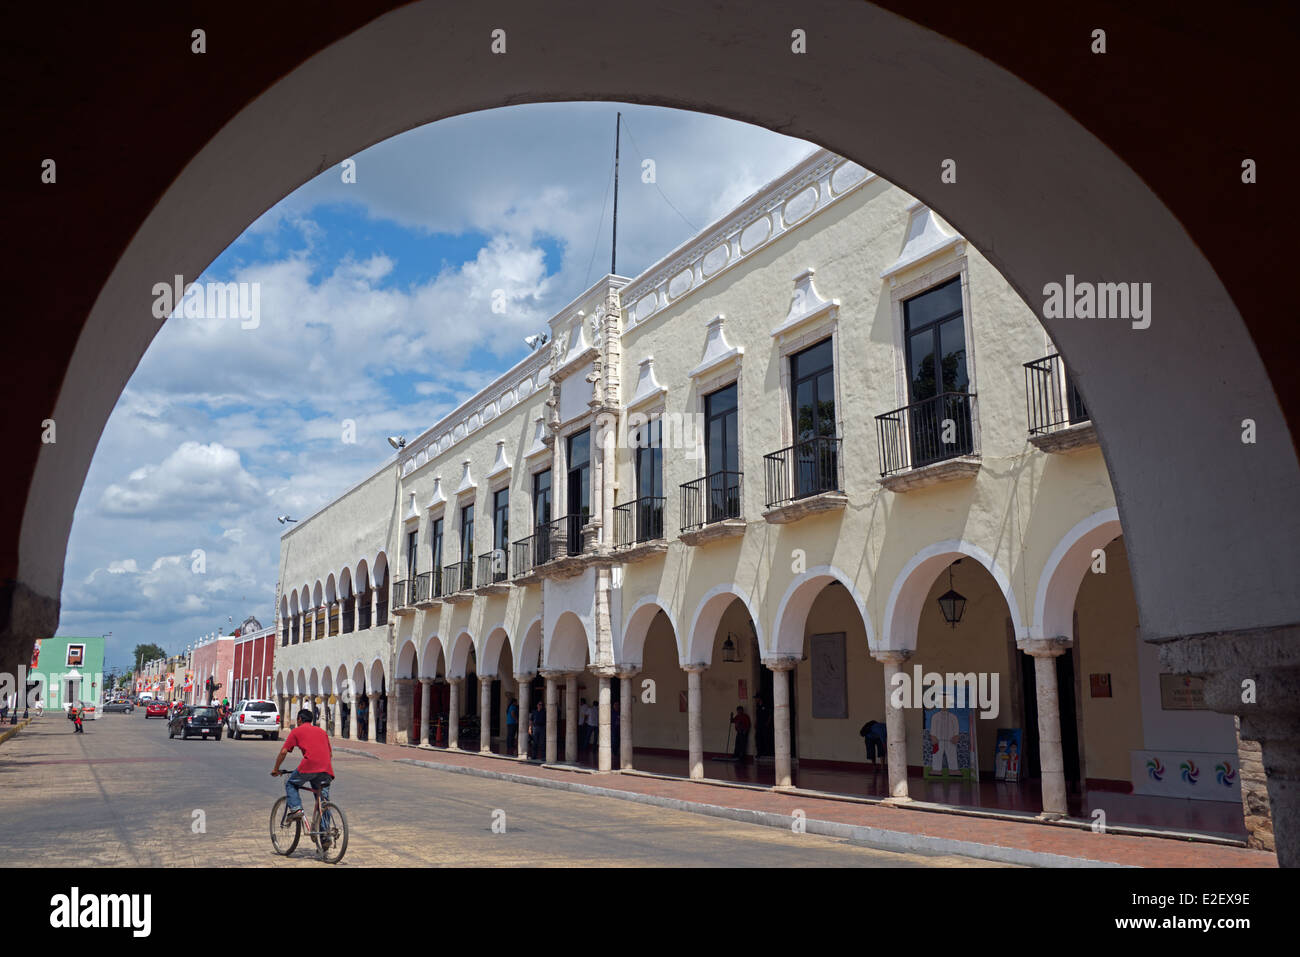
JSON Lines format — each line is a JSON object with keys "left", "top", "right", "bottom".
{"left": 333, "top": 736, "right": 1274, "bottom": 868}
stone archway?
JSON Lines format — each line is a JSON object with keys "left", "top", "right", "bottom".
{"left": 8, "top": 0, "right": 1296, "bottom": 862}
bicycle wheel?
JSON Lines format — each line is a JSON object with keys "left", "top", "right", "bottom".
{"left": 269, "top": 797, "right": 301, "bottom": 856}
{"left": 317, "top": 801, "right": 348, "bottom": 864}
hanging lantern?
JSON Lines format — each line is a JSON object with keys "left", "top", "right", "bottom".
{"left": 937, "top": 562, "right": 967, "bottom": 628}
{"left": 722, "top": 633, "right": 742, "bottom": 663}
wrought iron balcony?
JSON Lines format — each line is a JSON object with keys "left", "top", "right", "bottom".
{"left": 763, "top": 436, "right": 841, "bottom": 507}
{"left": 392, "top": 579, "right": 409, "bottom": 609}
{"left": 875, "top": 392, "right": 976, "bottom": 477}
{"left": 1024, "top": 353, "right": 1090, "bottom": 435}
{"left": 535, "top": 515, "right": 585, "bottom": 561}
{"left": 477, "top": 551, "right": 509, "bottom": 587}
{"left": 614, "top": 496, "right": 665, "bottom": 547}
{"left": 680, "top": 471, "right": 743, "bottom": 532}
{"left": 443, "top": 561, "right": 473, "bottom": 595}
{"left": 413, "top": 571, "right": 434, "bottom": 603}
{"left": 512, "top": 534, "right": 540, "bottom": 579}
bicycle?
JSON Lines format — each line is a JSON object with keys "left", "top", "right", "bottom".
{"left": 270, "top": 770, "right": 348, "bottom": 863}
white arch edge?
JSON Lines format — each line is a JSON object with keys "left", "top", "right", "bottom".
{"left": 1031, "top": 507, "right": 1123, "bottom": 639}
{"left": 883, "top": 539, "right": 1027, "bottom": 649}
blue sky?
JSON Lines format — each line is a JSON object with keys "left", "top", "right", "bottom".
{"left": 55, "top": 102, "right": 817, "bottom": 672}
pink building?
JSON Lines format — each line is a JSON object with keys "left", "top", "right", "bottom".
{"left": 191, "top": 634, "right": 235, "bottom": 705}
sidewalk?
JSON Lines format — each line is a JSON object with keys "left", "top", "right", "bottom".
{"left": 332, "top": 737, "right": 1275, "bottom": 868}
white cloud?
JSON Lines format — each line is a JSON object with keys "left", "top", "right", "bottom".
{"left": 99, "top": 442, "right": 263, "bottom": 518}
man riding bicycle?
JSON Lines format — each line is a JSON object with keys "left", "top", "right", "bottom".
{"left": 271, "top": 708, "right": 335, "bottom": 823}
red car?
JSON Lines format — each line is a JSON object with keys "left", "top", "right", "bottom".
{"left": 144, "top": 700, "right": 169, "bottom": 718}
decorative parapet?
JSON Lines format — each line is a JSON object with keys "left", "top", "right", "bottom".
{"left": 620, "top": 150, "right": 871, "bottom": 329}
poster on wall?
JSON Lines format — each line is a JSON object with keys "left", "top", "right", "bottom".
{"left": 65, "top": 644, "right": 84, "bottom": 667}
{"left": 1158, "top": 674, "right": 1207, "bottom": 710}
{"left": 810, "top": 633, "right": 847, "bottom": 718}
{"left": 994, "top": 728, "right": 1023, "bottom": 782}
{"left": 922, "top": 692, "right": 978, "bottom": 781}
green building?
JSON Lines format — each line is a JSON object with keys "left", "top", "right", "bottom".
{"left": 28, "top": 636, "right": 106, "bottom": 717}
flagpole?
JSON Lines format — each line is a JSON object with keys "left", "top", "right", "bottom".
{"left": 611, "top": 111, "right": 620, "bottom": 276}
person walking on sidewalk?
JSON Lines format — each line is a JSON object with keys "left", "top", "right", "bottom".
{"left": 71, "top": 703, "right": 85, "bottom": 733}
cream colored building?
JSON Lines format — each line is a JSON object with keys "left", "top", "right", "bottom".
{"left": 273, "top": 149, "right": 1242, "bottom": 833}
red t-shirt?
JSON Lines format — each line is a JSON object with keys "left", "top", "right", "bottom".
{"left": 284, "top": 723, "right": 334, "bottom": 776}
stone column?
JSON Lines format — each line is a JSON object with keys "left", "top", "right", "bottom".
{"left": 597, "top": 672, "right": 612, "bottom": 772}
{"left": 515, "top": 675, "right": 532, "bottom": 759}
{"left": 1021, "top": 638, "right": 1071, "bottom": 819}
{"left": 768, "top": 657, "right": 798, "bottom": 788}
{"left": 1156, "top": 623, "right": 1300, "bottom": 867}
{"left": 618, "top": 668, "right": 637, "bottom": 770}
{"left": 684, "top": 664, "right": 706, "bottom": 780}
{"left": 870, "top": 650, "right": 913, "bottom": 801}
{"left": 418, "top": 678, "right": 432, "bottom": 747}
{"left": 447, "top": 678, "right": 462, "bottom": 749}
{"left": 565, "top": 673, "right": 578, "bottom": 763}
{"left": 480, "top": 675, "right": 493, "bottom": 752}
{"left": 367, "top": 692, "right": 379, "bottom": 744}
{"left": 544, "top": 672, "right": 559, "bottom": 764}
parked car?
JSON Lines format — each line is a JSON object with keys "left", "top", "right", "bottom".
{"left": 144, "top": 700, "right": 169, "bottom": 718}
{"left": 103, "top": 699, "right": 134, "bottom": 713}
{"left": 225, "top": 699, "right": 281, "bottom": 740}
{"left": 169, "top": 705, "right": 223, "bottom": 740}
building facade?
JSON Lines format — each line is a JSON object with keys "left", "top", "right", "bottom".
{"left": 28, "top": 636, "right": 105, "bottom": 716}
{"left": 271, "top": 149, "right": 1244, "bottom": 835}
{"left": 190, "top": 633, "right": 234, "bottom": 705}
{"left": 231, "top": 618, "right": 276, "bottom": 704}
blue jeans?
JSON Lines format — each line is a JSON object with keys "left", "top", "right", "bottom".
{"left": 285, "top": 770, "right": 331, "bottom": 813}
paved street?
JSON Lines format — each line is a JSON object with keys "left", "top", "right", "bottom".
{"left": 0, "top": 715, "right": 1006, "bottom": 867}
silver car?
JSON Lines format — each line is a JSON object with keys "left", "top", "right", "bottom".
{"left": 225, "top": 699, "right": 281, "bottom": 740}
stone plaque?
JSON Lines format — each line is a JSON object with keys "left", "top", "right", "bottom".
{"left": 1159, "top": 673, "right": 1207, "bottom": 710}
{"left": 810, "top": 632, "right": 847, "bottom": 718}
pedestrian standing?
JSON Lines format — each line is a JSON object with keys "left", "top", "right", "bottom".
{"left": 578, "top": 697, "right": 592, "bottom": 756}
{"left": 529, "top": 699, "right": 545, "bottom": 760}
{"left": 505, "top": 695, "right": 519, "bottom": 754}
{"left": 73, "top": 703, "right": 85, "bottom": 734}
{"left": 356, "top": 695, "right": 369, "bottom": 741}
{"left": 731, "top": 706, "right": 751, "bottom": 762}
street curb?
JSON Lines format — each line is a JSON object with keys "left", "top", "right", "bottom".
{"left": 0, "top": 717, "right": 34, "bottom": 746}
{"left": 392, "top": 756, "right": 1130, "bottom": 868}
{"left": 336, "top": 746, "right": 381, "bottom": 760}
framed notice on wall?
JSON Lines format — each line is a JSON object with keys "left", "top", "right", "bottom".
{"left": 65, "top": 644, "right": 85, "bottom": 667}
{"left": 810, "top": 633, "right": 847, "bottom": 718}
{"left": 1159, "top": 674, "right": 1207, "bottom": 710}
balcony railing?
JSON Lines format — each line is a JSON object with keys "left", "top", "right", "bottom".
{"left": 764, "top": 436, "right": 841, "bottom": 507}
{"left": 477, "top": 551, "right": 509, "bottom": 587}
{"left": 392, "top": 580, "right": 408, "bottom": 610}
{"left": 680, "top": 471, "right": 743, "bottom": 532}
{"left": 1024, "top": 353, "right": 1090, "bottom": 435}
{"left": 512, "top": 534, "right": 537, "bottom": 578}
{"left": 614, "top": 496, "right": 665, "bottom": 547}
{"left": 413, "top": 571, "right": 433, "bottom": 603}
{"left": 443, "top": 561, "right": 473, "bottom": 595}
{"left": 358, "top": 595, "right": 372, "bottom": 630}
{"left": 875, "top": 392, "right": 976, "bottom": 476}
{"left": 534, "top": 515, "right": 586, "bottom": 560}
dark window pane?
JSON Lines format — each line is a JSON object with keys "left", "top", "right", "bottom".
{"left": 903, "top": 277, "right": 962, "bottom": 332}
{"left": 939, "top": 316, "right": 969, "bottom": 393}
